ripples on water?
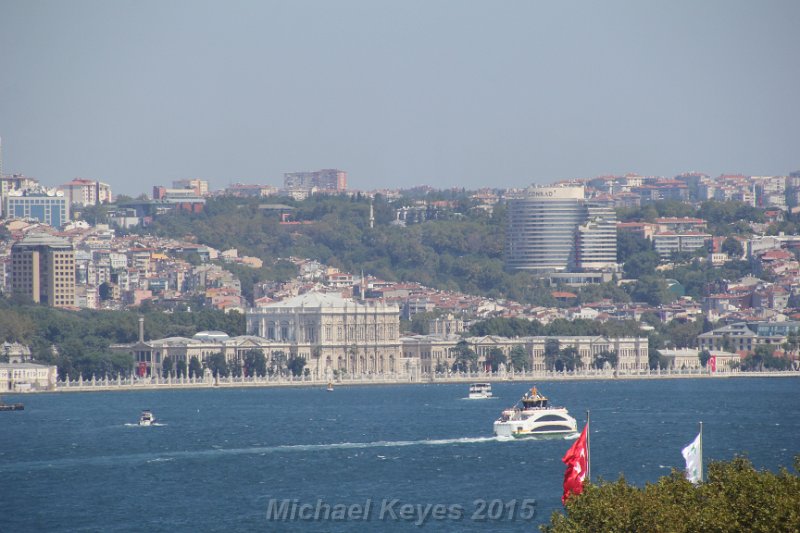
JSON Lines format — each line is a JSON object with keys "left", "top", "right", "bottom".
{"left": 1, "top": 378, "right": 798, "bottom": 532}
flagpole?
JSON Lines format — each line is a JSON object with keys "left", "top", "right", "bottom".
{"left": 699, "top": 421, "right": 703, "bottom": 483}
{"left": 586, "top": 410, "right": 591, "bottom": 482}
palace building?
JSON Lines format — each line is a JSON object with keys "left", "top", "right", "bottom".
{"left": 246, "top": 292, "right": 412, "bottom": 377}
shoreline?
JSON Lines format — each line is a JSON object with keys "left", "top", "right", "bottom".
{"left": 15, "top": 369, "right": 800, "bottom": 395}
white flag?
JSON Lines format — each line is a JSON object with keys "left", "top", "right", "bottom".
{"left": 681, "top": 432, "right": 702, "bottom": 484}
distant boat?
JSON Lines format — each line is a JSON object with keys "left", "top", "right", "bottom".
{"left": 468, "top": 382, "right": 492, "bottom": 399}
{"left": 0, "top": 396, "right": 24, "bottom": 411}
{"left": 139, "top": 410, "right": 155, "bottom": 426}
{"left": 326, "top": 382, "right": 334, "bottom": 392}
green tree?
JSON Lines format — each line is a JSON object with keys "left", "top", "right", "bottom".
{"left": 451, "top": 340, "right": 478, "bottom": 372}
{"left": 189, "top": 356, "right": 203, "bottom": 378}
{"left": 593, "top": 350, "right": 618, "bottom": 369}
{"left": 544, "top": 338, "right": 560, "bottom": 370}
{"left": 485, "top": 347, "right": 507, "bottom": 372}
{"left": 207, "top": 352, "right": 229, "bottom": 377}
{"left": 161, "top": 355, "right": 175, "bottom": 378}
{"left": 624, "top": 251, "right": 661, "bottom": 278}
{"left": 509, "top": 345, "right": 529, "bottom": 371}
{"left": 699, "top": 349, "right": 711, "bottom": 368}
{"left": 243, "top": 349, "right": 267, "bottom": 377}
{"left": 721, "top": 237, "right": 744, "bottom": 258}
{"left": 287, "top": 354, "right": 307, "bottom": 377}
{"left": 558, "top": 346, "right": 583, "bottom": 371}
{"left": 175, "top": 358, "right": 188, "bottom": 378}
{"left": 629, "top": 275, "right": 676, "bottom": 306}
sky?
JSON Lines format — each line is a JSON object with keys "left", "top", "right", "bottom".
{"left": 1, "top": 1, "right": 799, "bottom": 196}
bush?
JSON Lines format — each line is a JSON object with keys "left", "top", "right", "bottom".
{"left": 542, "top": 456, "right": 800, "bottom": 532}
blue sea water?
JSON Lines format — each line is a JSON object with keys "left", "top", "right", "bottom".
{"left": 1, "top": 378, "right": 798, "bottom": 532}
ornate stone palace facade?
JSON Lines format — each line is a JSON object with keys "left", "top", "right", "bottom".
{"left": 403, "top": 334, "right": 649, "bottom": 373}
{"left": 246, "top": 292, "right": 410, "bottom": 377}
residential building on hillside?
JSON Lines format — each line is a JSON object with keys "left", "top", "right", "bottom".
{"left": 652, "top": 232, "right": 712, "bottom": 259}
{"left": 283, "top": 169, "right": 347, "bottom": 192}
{"left": 172, "top": 179, "right": 209, "bottom": 196}
{"left": 58, "top": 179, "right": 112, "bottom": 206}
{"left": 10, "top": 234, "right": 75, "bottom": 307}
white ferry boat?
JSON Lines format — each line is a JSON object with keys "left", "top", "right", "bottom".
{"left": 139, "top": 410, "right": 155, "bottom": 426}
{"left": 468, "top": 382, "right": 492, "bottom": 399}
{"left": 493, "top": 387, "right": 577, "bottom": 438}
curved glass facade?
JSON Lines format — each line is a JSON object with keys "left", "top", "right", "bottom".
{"left": 505, "top": 186, "right": 586, "bottom": 272}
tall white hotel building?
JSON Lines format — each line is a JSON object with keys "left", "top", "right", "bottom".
{"left": 505, "top": 185, "right": 617, "bottom": 272}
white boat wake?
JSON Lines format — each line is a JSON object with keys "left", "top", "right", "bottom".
{"left": 0, "top": 435, "right": 539, "bottom": 473}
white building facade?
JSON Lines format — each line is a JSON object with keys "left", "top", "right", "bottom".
{"left": 246, "top": 292, "right": 411, "bottom": 377}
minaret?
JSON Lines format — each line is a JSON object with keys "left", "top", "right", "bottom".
{"left": 138, "top": 316, "right": 145, "bottom": 343}
{"left": 360, "top": 270, "right": 367, "bottom": 301}
{"left": 369, "top": 202, "right": 375, "bottom": 229}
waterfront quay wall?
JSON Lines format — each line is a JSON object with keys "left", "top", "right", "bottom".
{"left": 45, "top": 367, "right": 800, "bottom": 393}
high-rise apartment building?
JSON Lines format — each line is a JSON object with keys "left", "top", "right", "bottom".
{"left": 58, "top": 178, "right": 113, "bottom": 206}
{"left": 283, "top": 169, "right": 347, "bottom": 192}
{"left": 575, "top": 199, "right": 618, "bottom": 271}
{"left": 505, "top": 185, "right": 618, "bottom": 272}
{"left": 10, "top": 234, "right": 76, "bottom": 307}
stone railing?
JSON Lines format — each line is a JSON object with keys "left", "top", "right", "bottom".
{"left": 50, "top": 366, "right": 800, "bottom": 392}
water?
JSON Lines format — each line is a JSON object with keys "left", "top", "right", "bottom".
{"left": 1, "top": 378, "right": 798, "bottom": 532}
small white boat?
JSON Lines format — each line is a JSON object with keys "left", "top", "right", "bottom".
{"left": 468, "top": 382, "right": 492, "bottom": 399}
{"left": 493, "top": 386, "right": 577, "bottom": 438}
{"left": 326, "top": 382, "right": 334, "bottom": 392}
{"left": 139, "top": 410, "right": 155, "bottom": 426}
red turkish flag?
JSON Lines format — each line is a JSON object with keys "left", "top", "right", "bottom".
{"left": 562, "top": 424, "right": 588, "bottom": 504}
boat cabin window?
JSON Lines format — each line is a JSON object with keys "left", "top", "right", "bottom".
{"left": 537, "top": 414, "right": 568, "bottom": 422}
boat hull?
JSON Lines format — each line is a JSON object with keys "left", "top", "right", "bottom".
{"left": 493, "top": 408, "right": 577, "bottom": 438}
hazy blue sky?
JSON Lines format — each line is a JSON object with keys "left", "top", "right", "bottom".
{"left": 1, "top": 1, "right": 798, "bottom": 195}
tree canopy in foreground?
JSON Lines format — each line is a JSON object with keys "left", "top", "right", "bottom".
{"left": 542, "top": 456, "right": 800, "bottom": 533}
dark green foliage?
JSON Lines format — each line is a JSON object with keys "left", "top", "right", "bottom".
{"left": 207, "top": 352, "right": 229, "bottom": 377}
{"left": 0, "top": 297, "right": 243, "bottom": 379}
{"left": 509, "top": 345, "right": 529, "bottom": 371}
{"left": 593, "top": 350, "right": 618, "bottom": 369}
{"left": 741, "top": 345, "right": 793, "bottom": 371}
{"left": 485, "top": 348, "right": 507, "bottom": 372}
{"left": 452, "top": 340, "right": 478, "bottom": 372}
{"left": 721, "top": 237, "right": 744, "bottom": 258}
{"left": 188, "top": 356, "right": 203, "bottom": 378}
{"left": 699, "top": 350, "right": 711, "bottom": 368}
{"left": 668, "top": 259, "right": 752, "bottom": 300}
{"left": 617, "top": 231, "right": 654, "bottom": 263}
{"left": 628, "top": 275, "right": 677, "bottom": 306}
{"left": 542, "top": 456, "right": 800, "bottom": 533}
{"left": 624, "top": 251, "right": 661, "bottom": 278}
{"left": 161, "top": 355, "right": 175, "bottom": 378}
{"left": 286, "top": 354, "right": 307, "bottom": 377}
{"left": 243, "top": 349, "right": 267, "bottom": 377}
